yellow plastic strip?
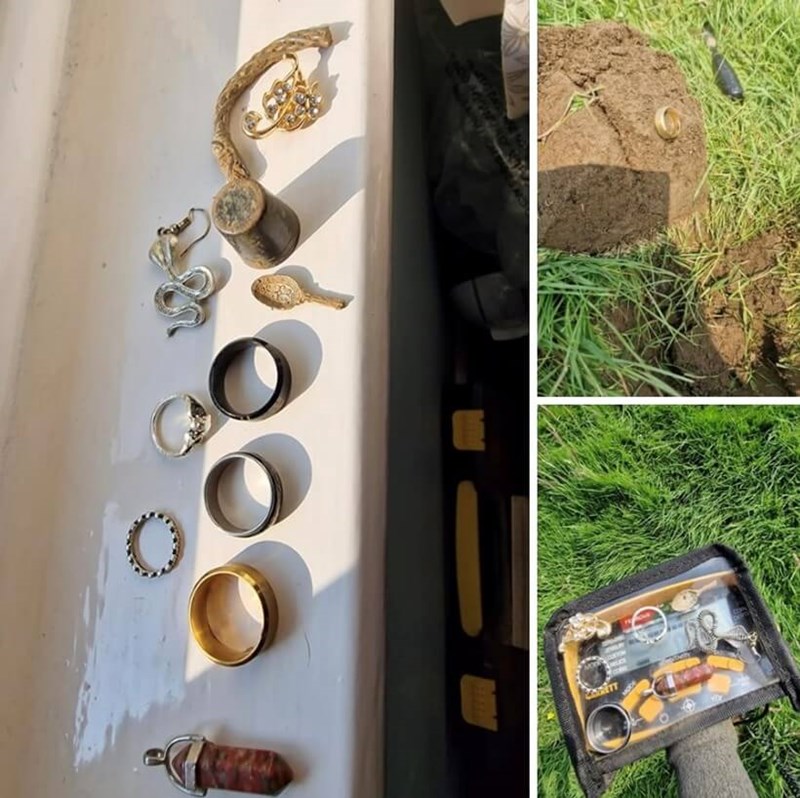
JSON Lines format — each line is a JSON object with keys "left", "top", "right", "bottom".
{"left": 452, "top": 410, "right": 485, "bottom": 451}
{"left": 456, "top": 481, "right": 483, "bottom": 637}
{"left": 510, "top": 496, "right": 529, "bottom": 650}
{"left": 460, "top": 674, "right": 498, "bottom": 731}
{"left": 707, "top": 655, "right": 745, "bottom": 673}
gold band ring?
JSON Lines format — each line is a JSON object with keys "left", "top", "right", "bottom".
{"left": 188, "top": 563, "right": 278, "bottom": 667}
{"left": 654, "top": 106, "right": 682, "bottom": 141}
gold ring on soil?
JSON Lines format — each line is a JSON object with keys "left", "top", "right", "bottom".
{"left": 654, "top": 106, "right": 682, "bottom": 140}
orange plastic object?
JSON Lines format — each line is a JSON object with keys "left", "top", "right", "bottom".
{"left": 707, "top": 655, "right": 745, "bottom": 673}
{"left": 639, "top": 695, "right": 663, "bottom": 723}
{"left": 622, "top": 679, "right": 651, "bottom": 713}
{"left": 708, "top": 673, "right": 732, "bottom": 694}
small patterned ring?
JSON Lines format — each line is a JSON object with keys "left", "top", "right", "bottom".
{"left": 126, "top": 511, "right": 182, "bottom": 578}
{"left": 576, "top": 655, "right": 611, "bottom": 695}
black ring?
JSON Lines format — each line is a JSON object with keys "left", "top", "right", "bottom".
{"left": 208, "top": 337, "right": 292, "bottom": 421}
{"left": 203, "top": 451, "right": 283, "bottom": 537}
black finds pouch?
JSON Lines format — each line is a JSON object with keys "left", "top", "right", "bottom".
{"left": 543, "top": 545, "right": 800, "bottom": 797}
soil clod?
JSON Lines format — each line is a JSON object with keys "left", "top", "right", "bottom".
{"left": 538, "top": 22, "right": 709, "bottom": 253}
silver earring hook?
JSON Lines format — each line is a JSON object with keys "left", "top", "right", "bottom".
{"left": 157, "top": 208, "right": 211, "bottom": 258}
{"left": 179, "top": 208, "right": 211, "bottom": 258}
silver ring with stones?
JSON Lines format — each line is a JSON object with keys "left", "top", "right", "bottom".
{"left": 631, "top": 606, "right": 668, "bottom": 645}
{"left": 126, "top": 511, "right": 182, "bottom": 578}
{"left": 150, "top": 393, "right": 211, "bottom": 458}
{"left": 203, "top": 451, "right": 283, "bottom": 537}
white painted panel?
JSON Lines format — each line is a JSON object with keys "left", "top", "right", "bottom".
{"left": 0, "top": 1, "right": 393, "bottom": 796}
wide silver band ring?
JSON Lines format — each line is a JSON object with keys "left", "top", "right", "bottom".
{"left": 203, "top": 451, "right": 283, "bottom": 537}
{"left": 151, "top": 393, "right": 211, "bottom": 458}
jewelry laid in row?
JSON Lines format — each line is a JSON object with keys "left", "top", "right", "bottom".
{"left": 138, "top": 25, "right": 345, "bottom": 796}
{"left": 133, "top": 335, "right": 292, "bottom": 572}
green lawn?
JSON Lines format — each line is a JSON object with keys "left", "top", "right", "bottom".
{"left": 538, "top": 405, "right": 800, "bottom": 796}
{"left": 538, "top": 1, "right": 800, "bottom": 395}
{"left": 538, "top": 247, "right": 696, "bottom": 396}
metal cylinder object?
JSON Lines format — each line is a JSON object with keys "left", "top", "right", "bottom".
{"left": 585, "top": 703, "right": 632, "bottom": 754}
{"left": 211, "top": 178, "right": 299, "bottom": 269}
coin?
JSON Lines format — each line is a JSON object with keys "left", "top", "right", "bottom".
{"left": 670, "top": 589, "right": 699, "bottom": 613}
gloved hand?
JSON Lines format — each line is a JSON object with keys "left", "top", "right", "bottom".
{"left": 667, "top": 720, "right": 757, "bottom": 798}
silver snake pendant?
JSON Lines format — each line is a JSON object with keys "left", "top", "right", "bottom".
{"left": 149, "top": 233, "right": 216, "bottom": 337}
{"left": 685, "top": 609, "right": 759, "bottom": 658}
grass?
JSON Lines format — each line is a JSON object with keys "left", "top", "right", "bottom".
{"left": 538, "top": 1, "right": 800, "bottom": 395}
{"left": 538, "top": 406, "right": 800, "bottom": 797}
{"left": 538, "top": 248, "right": 697, "bottom": 396}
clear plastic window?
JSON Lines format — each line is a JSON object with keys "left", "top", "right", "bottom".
{"left": 558, "top": 557, "right": 779, "bottom": 756}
